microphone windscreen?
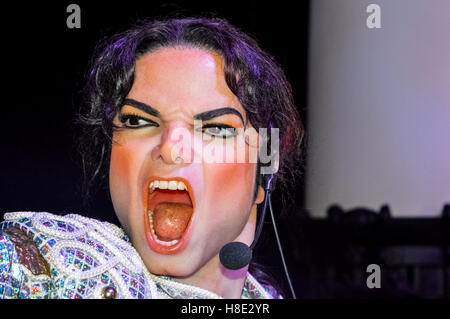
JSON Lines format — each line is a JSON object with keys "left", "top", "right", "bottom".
{"left": 219, "top": 242, "right": 252, "bottom": 270}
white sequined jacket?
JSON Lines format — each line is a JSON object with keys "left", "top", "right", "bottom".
{"left": 0, "top": 212, "right": 276, "bottom": 299}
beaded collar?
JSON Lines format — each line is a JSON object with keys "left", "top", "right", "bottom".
{"left": 151, "top": 273, "right": 272, "bottom": 299}
{"left": 0, "top": 212, "right": 275, "bottom": 299}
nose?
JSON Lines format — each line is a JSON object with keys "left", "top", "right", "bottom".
{"left": 152, "top": 122, "right": 194, "bottom": 165}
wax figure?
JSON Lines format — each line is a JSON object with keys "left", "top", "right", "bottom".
{"left": 0, "top": 17, "right": 303, "bottom": 299}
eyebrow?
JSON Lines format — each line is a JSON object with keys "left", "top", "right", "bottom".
{"left": 194, "top": 107, "right": 245, "bottom": 124}
{"left": 122, "top": 98, "right": 244, "bottom": 124}
{"left": 122, "top": 98, "right": 160, "bottom": 117}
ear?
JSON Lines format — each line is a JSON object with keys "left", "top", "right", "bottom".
{"left": 255, "top": 185, "right": 265, "bottom": 204}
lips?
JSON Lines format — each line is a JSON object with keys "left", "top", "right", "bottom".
{"left": 143, "top": 176, "right": 195, "bottom": 254}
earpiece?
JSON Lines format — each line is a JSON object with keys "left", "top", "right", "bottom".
{"left": 219, "top": 174, "right": 272, "bottom": 270}
{"left": 219, "top": 173, "right": 297, "bottom": 298}
{"left": 250, "top": 173, "right": 273, "bottom": 249}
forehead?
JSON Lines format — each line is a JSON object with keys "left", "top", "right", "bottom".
{"left": 137, "top": 46, "right": 220, "bottom": 75}
{"left": 129, "top": 46, "right": 243, "bottom": 116}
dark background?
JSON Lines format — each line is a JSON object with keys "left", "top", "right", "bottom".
{"left": 0, "top": 0, "right": 309, "bottom": 297}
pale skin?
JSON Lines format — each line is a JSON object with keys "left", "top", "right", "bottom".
{"left": 109, "top": 46, "right": 265, "bottom": 298}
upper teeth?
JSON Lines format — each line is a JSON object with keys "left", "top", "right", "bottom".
{"left": 150, "top": 180, "right": 187, "bottom": 191}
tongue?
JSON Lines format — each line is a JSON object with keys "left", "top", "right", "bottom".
{"left": 152, "top": 202, "right": 193, "bottom": 241}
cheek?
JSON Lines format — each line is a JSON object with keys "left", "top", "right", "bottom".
{"left": 109, "top": 141, "right": 144, "bottom": 225}
{"left": 109, "top": 145, "right": 132, "bottom": 217}
{"left": 205, "top": 162, "right": 256, "bottom": 207}
{"left": 110, "top": 143, "right": 136, "bottom": 190}
{"left": 204, "top": 136, "right": 257, "bottom": 204}
{"left": 201, "top": 162, "right": 256, "bottom": 244}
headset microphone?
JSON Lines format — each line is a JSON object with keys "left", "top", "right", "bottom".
{"left": 218, "top": 241, "right": 252, "bottom": 271}
{"left": 219, "top": 174, "right": 297, "bottom": 298}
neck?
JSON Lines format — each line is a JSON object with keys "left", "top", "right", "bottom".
{"left": 175, "top": 254, "right": 248, "bottom": 298}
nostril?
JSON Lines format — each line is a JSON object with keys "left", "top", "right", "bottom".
{"left": 174, "top": 155, "right": 184, "bottom": 164}
{"left": 160, "top": 141, "right": 184, "bottom": 164}
{"left": 156, "top": 124, "right": 195, "bottom": 164}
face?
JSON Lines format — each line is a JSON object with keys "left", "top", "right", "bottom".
{"left": 109, "top": 46, "right": 264, "bottom": 277}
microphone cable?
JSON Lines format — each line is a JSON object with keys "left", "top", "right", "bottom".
{"left": 220, "top": 173, "right": 297, "bottom": 299}
{"left": 267, "top": 190, "right": 297, "bottom": 299}
{"left": 250, "top": 182, "right": 270, "bottom": 250}
{"left": 252, "top": 175, "right": 297, "bottom": 299}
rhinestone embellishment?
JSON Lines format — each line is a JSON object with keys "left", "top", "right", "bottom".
{"left": 102, "top": 286, "right": 117, "bottom": 299}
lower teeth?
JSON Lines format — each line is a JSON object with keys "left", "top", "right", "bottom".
{"left": 148, "top": 210, "right": 179, "bottom": 246}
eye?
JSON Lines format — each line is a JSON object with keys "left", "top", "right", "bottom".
{"left": 118, "top": 114, "right": 158, "bottom": 129}
{"left": 200, "top": 124, "right": 238, "bottom": 138}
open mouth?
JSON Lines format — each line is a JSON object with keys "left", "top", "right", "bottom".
{"left": 144, "top": 177, "right": 195, "bottom": 254}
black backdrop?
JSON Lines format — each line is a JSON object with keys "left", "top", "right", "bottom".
{"left": 0, "top": 0, "right": 309, "bottom": 296}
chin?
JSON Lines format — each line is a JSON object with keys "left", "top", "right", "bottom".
{"left": 145, "top": 251, "right": 206, "bottom": 278}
